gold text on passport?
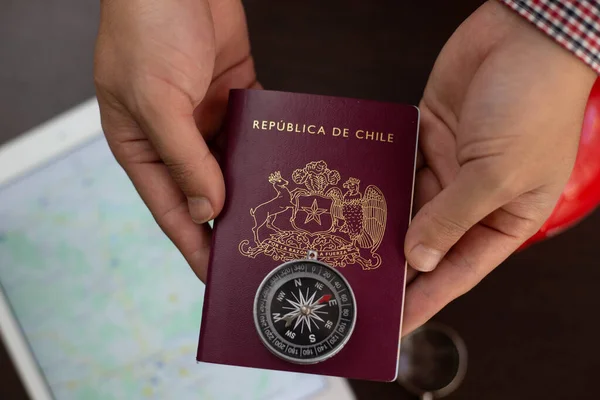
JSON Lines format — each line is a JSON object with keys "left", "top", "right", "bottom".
{"left": 252, "top": 120, "right": 395, "bottom": 143}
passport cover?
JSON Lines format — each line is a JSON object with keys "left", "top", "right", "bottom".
{"left": 197, "top": 89, "right": 419, "bottom": 382}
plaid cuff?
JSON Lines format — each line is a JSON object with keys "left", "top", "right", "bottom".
{"left": 499, "top": 0, "right": 600, "bottom": 74}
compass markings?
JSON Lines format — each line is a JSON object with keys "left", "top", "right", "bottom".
{"left": 256, "top": 261, "right": 355, "bottom": 363}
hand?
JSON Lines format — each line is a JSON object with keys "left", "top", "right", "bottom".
{"left": 94, "top": 0, "right": 258, "bottom": 281}
{"left": 403, "top": 1, "right": 596, "bottom": 335}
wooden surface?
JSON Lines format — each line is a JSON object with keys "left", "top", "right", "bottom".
{"left": 2, "top": 1, "right": 599, "bottom": 399}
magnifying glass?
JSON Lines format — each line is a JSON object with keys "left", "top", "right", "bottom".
{"left": 396, "top": 322, "right": 467, "bottom": 399}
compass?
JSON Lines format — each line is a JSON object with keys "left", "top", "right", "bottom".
{"left": 253, "top": 250, "right": 357, "bottom": 364}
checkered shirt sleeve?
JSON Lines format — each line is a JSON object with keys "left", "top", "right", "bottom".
{"left": 499, "top": 0, "right": 600, "bottom": 74}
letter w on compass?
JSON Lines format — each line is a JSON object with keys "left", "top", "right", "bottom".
{"left": 239, "top": 160, "right": 388, "bottom": 270}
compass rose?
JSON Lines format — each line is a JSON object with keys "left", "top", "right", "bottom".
{"left": 254, "top": 256, "right": 357, "bottom": 364}
{"left": 280, "top": 288, "right": 332, "bottom": 333}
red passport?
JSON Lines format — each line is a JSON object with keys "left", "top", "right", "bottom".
{"left": 197, "top": 89, "right": 419, "bottom": 382}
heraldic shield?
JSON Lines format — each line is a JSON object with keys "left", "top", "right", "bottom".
{"left": 239, "top": 160, "right": 387, "bottom": 270}
{"left": 291, "top": 194, "right": 334, "bottom": 233}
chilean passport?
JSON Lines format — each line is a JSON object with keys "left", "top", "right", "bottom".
{"left": 196, "top": 89, "right": 419, "bottom": 382}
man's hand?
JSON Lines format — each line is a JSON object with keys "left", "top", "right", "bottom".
{"left": 403, "top": 0, "right": 596, "bottom": 335}
{"left": 94, "top": 0, "right": 258, "bottom": 281}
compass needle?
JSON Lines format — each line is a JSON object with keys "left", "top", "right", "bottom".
{"left": 285, "top": 317, "right": 293, "bottom": 328}
{"left": 315, "top": 294, "right": 332, "bottom": 305}
{"left": 282, "top": 313, "right": 298, "bottom": 322}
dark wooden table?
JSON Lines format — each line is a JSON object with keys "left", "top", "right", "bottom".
{"left": 2, "top": 1, "right": 599, "bottom": 399}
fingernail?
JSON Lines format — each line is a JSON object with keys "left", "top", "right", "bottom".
{"left": 409, "top": 244, "right": 443, "bottom": 272}
{"left": 188, "top": 197, "right": 213, "bottom": 224}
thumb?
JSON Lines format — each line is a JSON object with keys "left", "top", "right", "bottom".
{"left": 138, "top": 91, "right": 225, "bottom": 224}
{"left": 405, "top": 162, "right": 515, "bottom": 272}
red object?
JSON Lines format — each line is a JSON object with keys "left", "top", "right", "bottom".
{"left": 317, "top": 294, "right": 332, "bottom": 304}
{"left": 520, "top": 77, "right": 600, "bottom": 250}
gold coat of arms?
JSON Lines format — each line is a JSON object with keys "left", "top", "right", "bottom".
{"left": 239, "top": 160, "right": 387, "bottom": 270}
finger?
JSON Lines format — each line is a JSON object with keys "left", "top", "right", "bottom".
{"left": 135, "top": 85, "right": 225, "bottom": 224}
{"left": 415, "top": 148, "right": 425, "bottom": 171}
{"left": 406, "top": 167, "right": 442, "bottom": 286}
{"left": 401, "top": 221, "right": 521, "bottom": 336}
{"left": 127, "top": 161, "right": 213, "bottom": 282}
{"left": 413, "top": 167, "right": 442, "bottom": 216}
{"left": 404, "top": 159, "right": 518, "bottom": 272}
{"left": 417, "top": 103, "right": 460, "bottom": 188}
{"left": 98, "top": 90, "right": 215, "bottom": 281}
{"left": 406, "top": 267, "right": 419, "bottom": 285}
{"left": 405, "top": 166, "right": 442, "bottom": 285}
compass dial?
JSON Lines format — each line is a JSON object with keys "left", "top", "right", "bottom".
{"left": 254, "top": 258, "right": 357, "bottom": 364}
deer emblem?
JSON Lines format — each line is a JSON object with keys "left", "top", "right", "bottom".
{"left": 249, "top": 171, "right": 296, "bottom": 245}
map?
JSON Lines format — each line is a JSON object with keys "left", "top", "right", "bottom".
{"left": 0, "top": 136, "right": 326, "bottom": 400}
